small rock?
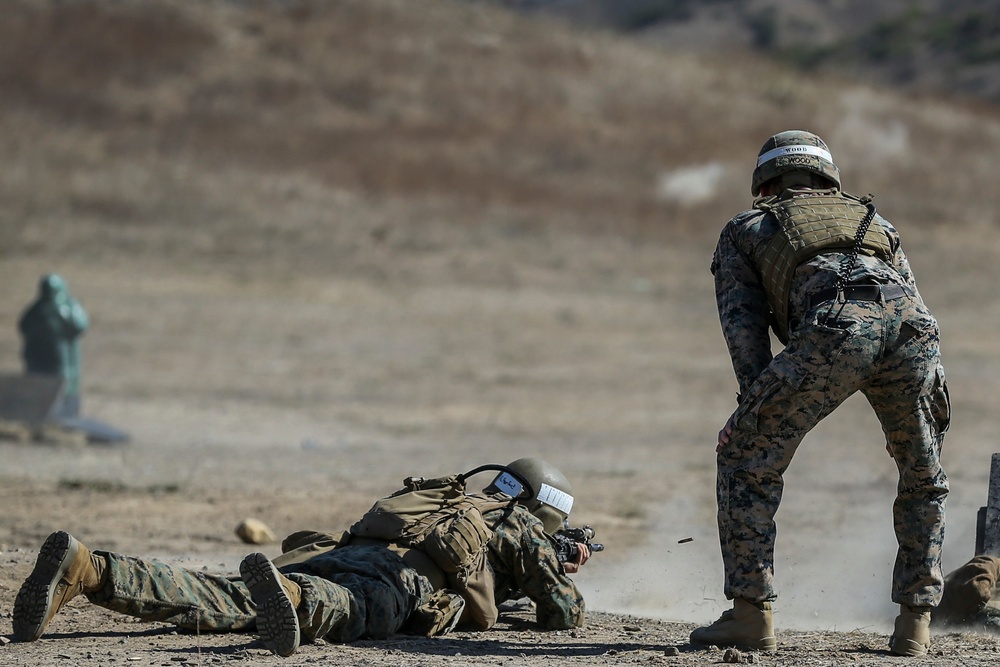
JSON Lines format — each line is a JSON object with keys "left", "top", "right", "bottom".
{"left": 722, "top": 647, "right": 743, "bottom": 663}
{"left": 663, "top": 646, "right": 680, "bottom": 656}
{"left": 235, "top": 518, "right": 276, "bottom": 545}
{"left": 624, "top": 625, "right": 642, "bottom": 632}
{"left": 0, "top": 636, "right": 11, "bottom": 646}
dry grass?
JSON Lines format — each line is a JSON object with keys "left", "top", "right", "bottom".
{"left": 3, "top": 0, "right": 1000, "bottom": 272}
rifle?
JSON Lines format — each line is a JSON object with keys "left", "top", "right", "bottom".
{"left": 552, "top": 523, "right": 605, "bottom": 564}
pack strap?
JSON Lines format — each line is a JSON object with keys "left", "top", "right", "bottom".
{"left": 459, "top": 464, "right": 534, "bottom": 501}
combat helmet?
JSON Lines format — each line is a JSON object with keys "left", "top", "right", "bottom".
{"left": 751, "top": 130, "right": 841, "bottom": 196}
{"left": 484, "top": 457, "right": 574, "bottom": 534}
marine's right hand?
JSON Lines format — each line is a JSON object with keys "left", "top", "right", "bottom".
{"left": 717, "top": 414, "right": 735, "bottom": 452}
{"left": 563, "top": 543, "right": 591, "bottom": 574}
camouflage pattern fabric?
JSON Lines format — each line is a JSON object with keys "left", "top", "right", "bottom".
{"left": 974, "top": 605, "right": 1000, "bottom": 633}
{"left": 279, "top": 545, "right": 434, "bottom": 641}
{"left": 484, "top": 503, "right": 586, "bottom": 629}
{"left": 83, "top": 504, "right": 584, "bottom": 642}
{"left": 711, "top": 193, "right": 950, "bottom": 608}
{"left": 86, "top": 552, "right": 257, "bottom": 632}
{"left": 87, "top": 546, "right": 432, "bottom": 641}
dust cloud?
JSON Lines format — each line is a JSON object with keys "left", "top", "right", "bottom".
{"left": 582, "top": 500, "right": 902, "bottom": 634}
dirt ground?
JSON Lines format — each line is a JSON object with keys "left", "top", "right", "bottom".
{"left": 3, "top": 1, "right": 1000, "bottom": 665}
{"left": 2, "top": 225, "right": 1000, "bottom": 666}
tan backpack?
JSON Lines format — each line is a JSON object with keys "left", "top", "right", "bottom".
{"left": 350, "top": 465, "right": 529, "bottom": 630}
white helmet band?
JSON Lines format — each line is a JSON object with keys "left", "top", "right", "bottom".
{"left": 491, "top": 472, "right": 574, "bottom": 515}
{"left": 757, "top": 144, "right": 833, "bottom": 167}
{"left": 537, "top": 483, "right": 574, "bottom": 515}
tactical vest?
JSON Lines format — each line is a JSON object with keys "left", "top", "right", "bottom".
{"left": 349, "top": 474, "right": 516, "bottom": 631}
{"left": 755, "top": 190, "right": 893, "bottom": 342}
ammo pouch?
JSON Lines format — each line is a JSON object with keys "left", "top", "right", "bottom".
{"left": 421, "top": 507, "right": 493, "bottom": 579}
{"left": 408, "top": 589, "right": 466, "bottom": 637}
{"left": 350, "top": 474, "right": 510, "bottom": 630}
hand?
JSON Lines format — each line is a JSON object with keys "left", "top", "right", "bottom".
{"left": 563, "top": 543, "right": 590, "bottom": 574}
{"left": 717, "top": 414, "right": 735, "bottom": 452}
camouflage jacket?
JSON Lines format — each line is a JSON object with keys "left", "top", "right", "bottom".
{"left": 277, "top": 503, "right": 586, "bottom": 631}
{"left": 483, "top": 504, "right": 586, "bottom": 630}
{"left": 710, "top": 193, "right": 925, "bottom": 397}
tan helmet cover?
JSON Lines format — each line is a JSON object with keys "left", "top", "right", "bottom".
{"left": 485, "top": 457, "right": 573, "bottom": 534}
{"left": 751, "top": 130, "right": 841, "bottom": 196}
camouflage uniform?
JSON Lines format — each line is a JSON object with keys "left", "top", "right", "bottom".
{"left": 82, "top": 504, "right": 584, "bottom": 642}
{"left": 711, "top": 194, "right": 950, "bottom": 608}
{"left": 484, "top": 505, "right": 586, "bottom": 629}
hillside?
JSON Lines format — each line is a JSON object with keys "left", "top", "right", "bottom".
{"left": 5, "top": 0, "right": 1000, "bottom": 273}
{"left": 2, "top": 1, "right": 1000, "bottom": 665}
{"left": 492, "top": 0, "right": 1000, "bottom": 104}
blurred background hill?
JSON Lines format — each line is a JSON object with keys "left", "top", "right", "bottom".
{"left": 485, "top": 0, "right": 1000, "bottom": 104}
{"left": 4, "top": 0, "right": 1000, "bottom": 272}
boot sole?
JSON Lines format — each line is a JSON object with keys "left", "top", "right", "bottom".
{"left": 13, "top": 531, "right": 78, "bottom": 642}
{"left": 240, "top": 552, "right": 300, "bottom": 657}
{"left": 691, "top": 629, "right": 777, "bottom": 653}
{"left": 756, "top": 636, "right": 778, "bottom": 652}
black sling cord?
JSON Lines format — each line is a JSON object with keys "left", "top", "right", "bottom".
{"left": 825, "top": 200, "right": 877, "bottom": 321}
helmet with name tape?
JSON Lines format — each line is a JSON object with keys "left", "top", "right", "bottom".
{"left": 751, "top": 129, "right": 841, "bottom": 196}
{"left": 484, "top": 457, "right": 573, "bottom": 534}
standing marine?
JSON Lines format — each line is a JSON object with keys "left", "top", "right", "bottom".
{"left": 692, "top": 130, "right": 950, "bottom": 656}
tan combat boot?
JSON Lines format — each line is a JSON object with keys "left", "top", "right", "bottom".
{"left": 13, "top": 531, "right": 106, "bottom": 642}
{"left": 240, "top": 552, "right": 302, "bottom": 657}
{"left": 889, "top": 605, "right": 931, "bottom": 657}
{"left": 690, "top": 598, "right": 777, "bottom": 652}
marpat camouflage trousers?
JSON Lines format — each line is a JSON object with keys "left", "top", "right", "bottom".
{"left": 86, "top": 545, "right": 432, "bottom": 642}
{"left": 718, "top": 296, "right": 950, "bottom": 607}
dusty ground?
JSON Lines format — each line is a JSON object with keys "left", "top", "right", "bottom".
{"left": 3, "top": 1, "right": 1000, "bottom": 665}
{"left": 2, "top": 225, "right": 1000, "bottom": 666}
